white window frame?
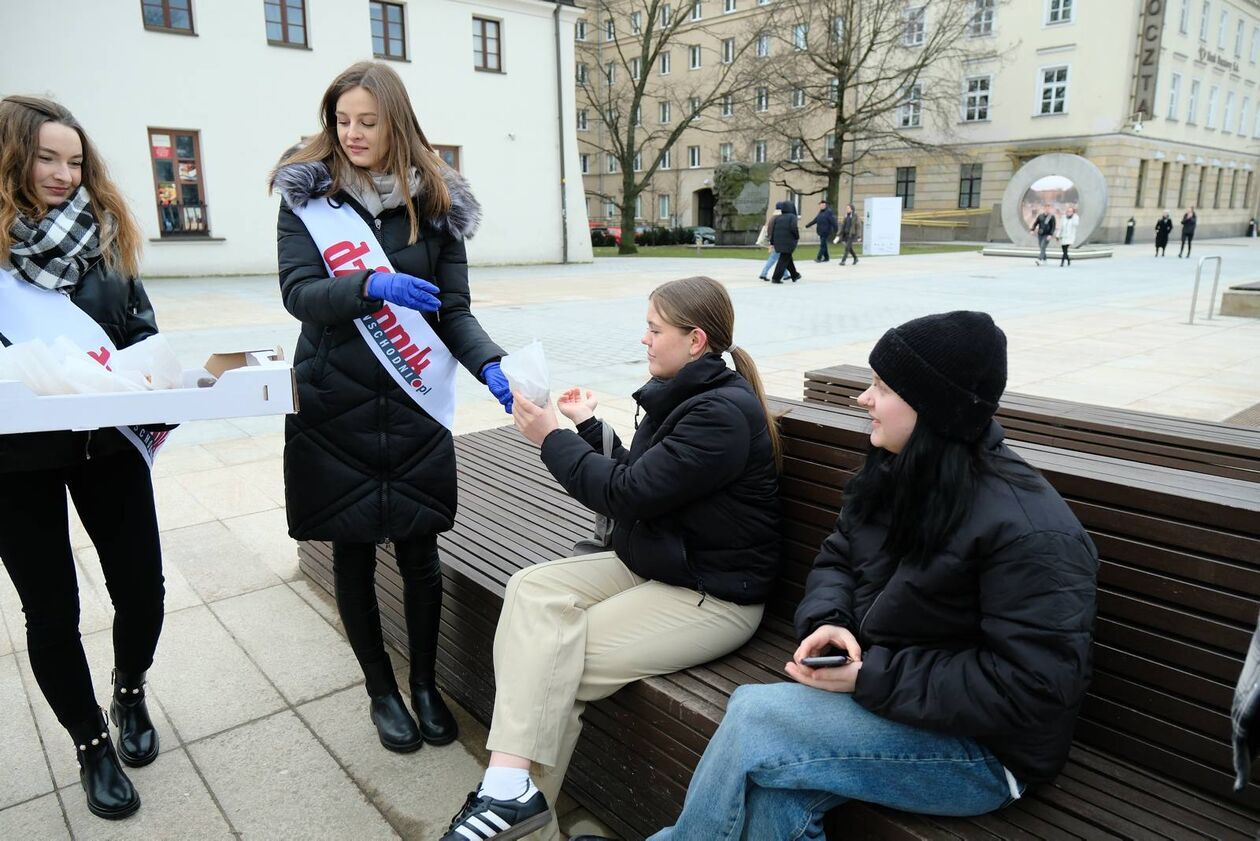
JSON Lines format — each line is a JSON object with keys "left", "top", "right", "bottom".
{"left": 1207, "top": 84, "right": 1220, "bottom": 128}
{"left": 607, "top": 153, "right": 618, "bottom": 173}
{"left": 757, "top": 0, "right": 768, "bottom": 6}
{"left": 791, "top": 87, "right": 806, "bottom": 108}
{"left": 660, "top": 51, "right": 672, "bottom": 74}
{"left": 1036, "top": 64, "right": 1069, "bottom": 115}
{"left": 633, "top": 152, "right": 642, "bottom": 172}
{"left": 1167, "top": 72, "right": 1182, "bottom": 120}
{"left": 576, "top": 19, "right": 587, "bottom": 40}
{"left": 580, "top": 153, "right": 590, "bottom": 173}
{"left": 577, "top": 109, "right": 588, "bottom": 130}
{"left": 1178, "top": 0, "right": 1189, "bottom": 34}
{"left": 719, "top": 142, "right": 733, "bottom": 162}
{"left": 825, "top": 133, "right": 836, "bottom": 159}
{"left": 1254, "top": 106, "right": 1260, "bottom": 137}
{"left": 634, "top": 195, "right": 641, "bottom": 219}
{"left": 753, "top": 140, "right": 767, "bottom": 163}
{"left": 1240, "top": 96, "right": 1251, "bottom": 135}
{"left": 630, "top": 57, "right": 641, "bottom": 80}
{"left": 721, "top": 37, "right": 735, "bottom": 63}
{"left": 1200, "top": 1, "right": 1211, "bottom": 41}
{"left": 793, "top": 23, "right": 808, "bottom": 50}
{"left": 1224, "top": 90, "right": 1236, "bottom": 133}
{"left": 968, "top": 0, "right": 995, "bottom": 37}
{"left": 605, "top": 61, "right": 615, "bottom": 84}
{"left": 1187, "top": 78, "right": 1200, "bottom": 123}
{"left": 1218, "top": 9, "right": 1228, "bottom": 50}
{"left": 829, "top": 77, "right": 840, "bottom": 104}
{"left": 789, "top": 139, "right": 803, "bottom": 161}
{"left": 1236, "top": 19, "right": 1245, "bottom": 57}
{"left": 899, "top": 83, "right": 923, "bottom": 127}
{"left": 661, "top": 148, "right": 672, "bottom": 170}
{"left": 659, "top": 194, "right": 671, "bottom": 221}
{"left": 833, "top": 15, "right": 844, "bottom": 42}
{"left": 604, "top": 17, "right": 614, "bottom": 39}
{"left": 604, "top": 199, "right": 616, "bottom": 219}
{"left": 963, "top": 74, "right": 991, "bottom": 122}
{"left": 659, "top": 101, "right": 672, "bottom": 123}
{"left": 721, "top": 93, "right": 734, "bottom": 116}
{"left": 724, "top": 0, "right": 736, "bottom": 12}
{"left": 755, "top": 86, "right": 769, "bottom": 112}
{"left": 688, "top": 145, "right": 701, "bottom": 168}
{"left": 659, "top": 4, "right": 672, "bottom": 28}
{"left": 576, "top": 63, "right": 588, "bottom": 84}
{"left": 903, "top": 6, "right": 926, "bottom": 46}
{"left": 691, "top": 2, "right": 703, "bottom": 22}
{"left": 634, "top": 105, "right": 642, "bottom": 126}
{"left": 1252, "top": 28, "right": 1259, "bottom": 63}
{"left": 689, "top": 44, "right": 702, "bottom": 69}
{"left": 756, "top": 32, "right": 770, "bottom": 57}
{"left": 630, "top": 11, "right": 641, "bottom": 33}
{"left": 689, "top": 96, "right": 702, "bottom": 120}
{"left": 1045, "top": 0, "right": 1073, "bottom": 25}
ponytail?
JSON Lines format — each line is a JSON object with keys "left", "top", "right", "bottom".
{"left": 730, "top": 346, "right": 782, "bottom": 471}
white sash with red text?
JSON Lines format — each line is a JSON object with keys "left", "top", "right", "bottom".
{"left": 291, "top": 198, "right": 457, "bottom": 430}
{"left": 0, "top": 268, "right": 169, "bottom": 466}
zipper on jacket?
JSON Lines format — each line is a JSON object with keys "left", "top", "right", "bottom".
{"left": 682, "top": 546, "right": 707, "bottom": 607}
{"left": 858, "top": 587, "right": 886, "bottom": 644}
{"left": 374, "top": 218, "right": 382, "bottom": 231}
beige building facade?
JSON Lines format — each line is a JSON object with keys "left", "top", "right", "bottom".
{"left": 578, "top": 0, "right": 1260, "bottom": 243}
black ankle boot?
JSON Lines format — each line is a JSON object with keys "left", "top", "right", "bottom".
{"left": 411, "top": 682, "right": 458, "bottom": 745}
{"left": 72, "top": 711, "right": 140, "bottom": 820}
{"left": 370, "top": 689, "right": 423, "bottom": 753}
{"left": 110, "top": 669, "right": 158, "bottom": 768}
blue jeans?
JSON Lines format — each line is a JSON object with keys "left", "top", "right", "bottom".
{"left": 760, "top": 251, "right": 778, "bottom": 277}
{"left": 649, "top": 684, "right": 1020, "bottom": 841}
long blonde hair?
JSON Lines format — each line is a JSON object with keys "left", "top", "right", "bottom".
{"left": 0, "top": 96, "right": 141, "bottom": 276}
{"left": 650, "top": 276, "right": 783, "bottom": 469}
{"left": 269, "top": 61, "right": 449, "bottom": 245}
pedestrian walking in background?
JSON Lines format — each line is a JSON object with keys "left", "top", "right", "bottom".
{"left": 756, "top": 207, "right": 779, "bottom": 281}
{"left": 837, "top": 203, "right": 859, "bottom": 266}
{"left": 1179, "top": 206, "right": 1198, "bottom": 258}
{"left": 806, "top": 200, "right": 838, "bottom": 263}
{"left": 1154, "top": 212, "right": 1173, "bottom": 257}
{"left": 1058, "top": 206, "right": 1079, "bottom": 267}
{"left": 1031, "top": 205, "right": 1056, "bottom": 265}
{"left": 770, "top": 201, "right": 802, "bottom": 284}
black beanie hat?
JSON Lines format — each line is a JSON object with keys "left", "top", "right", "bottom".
{"left": 868, "top": 311, "right": 1007, "bottom": 442}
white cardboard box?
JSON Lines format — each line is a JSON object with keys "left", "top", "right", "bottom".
{"left": 0, "top": 349, "right": 297, "bottom": 434}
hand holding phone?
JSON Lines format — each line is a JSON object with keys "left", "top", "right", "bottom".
{"left": 800, "top": 654, "right": 850, "bottom": 668}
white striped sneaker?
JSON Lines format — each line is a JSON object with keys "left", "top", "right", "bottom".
{"left": 441, "top": 785, "right": 551, "bottom": 841}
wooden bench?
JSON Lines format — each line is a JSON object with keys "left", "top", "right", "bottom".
{"left": 298, "top": 398, "right": 1260, "bottom": 840}
{"left": 804, "top": 364, "right": 1260, "bottom": 483}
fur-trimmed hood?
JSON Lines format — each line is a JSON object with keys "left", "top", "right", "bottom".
{"left": 273, "top": 159, "right": 482, "bottom": 240}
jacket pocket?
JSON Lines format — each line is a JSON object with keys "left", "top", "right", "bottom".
{"left": 311, "top": 327, "right": 334, "bottom": 381}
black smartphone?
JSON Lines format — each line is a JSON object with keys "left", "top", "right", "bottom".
{"left": 801, "top": 653, "right": 850, "bottom": 668}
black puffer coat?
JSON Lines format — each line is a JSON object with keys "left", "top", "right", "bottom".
{"left": 273, "top": 162, "right": 503, "bottom": 542}
{"left": 770, "top": 202, "right": 799, "bottom": 253}
{"left": 540, "top": 354, "right": 780, "bottom": 604}
{"left": 794, "top": 422, "right": 1098, "bottom": 786}
{"left": 0, "top": 260, "right": 159, "bottom": 473}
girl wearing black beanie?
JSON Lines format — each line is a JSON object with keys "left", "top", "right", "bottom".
{"left": 648, "top": 310, "right": 1099, "bottom": 841}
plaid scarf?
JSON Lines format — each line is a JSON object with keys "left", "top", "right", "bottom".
{"left": 8, "top": 186, "right": 101, "bottom": 292}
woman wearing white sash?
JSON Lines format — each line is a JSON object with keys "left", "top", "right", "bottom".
{"left": 270, "top": 62, "right": 510, "bottom": 755}
{"left": 0, "top": 96, "right": 166, "bottom": 820}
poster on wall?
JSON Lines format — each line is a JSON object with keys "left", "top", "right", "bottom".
{"left": 863, "top": 197, "right": 902, "bottom": 256}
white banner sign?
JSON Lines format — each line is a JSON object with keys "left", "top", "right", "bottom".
{"left": 863, "top": 197, "right": 903, "bottom": 256}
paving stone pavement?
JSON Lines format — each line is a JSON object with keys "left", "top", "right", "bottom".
{"left": 2, "top": 241, "right": 1259, "bottom": 839}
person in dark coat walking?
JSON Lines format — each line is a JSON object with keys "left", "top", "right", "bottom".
{"left": 442, "top": 276, "right": 781, "bottom": 841}
{"left": 0, "top": 96, "right": 167, "bottom": 822}
{"left": 805, "top": 200, "right": 838, "bottom": 262}
{"left": 648, "top": 311, "right": 1098, "bottom": 840}
{"left": 1154, "top": 211, "right": 1173, "bottom": 256}
{"left": 1179, "top": 205, "right": 1198, "bottom": 257}
{"left": 1030, "top": 205, "right": 1056, "bottom": 265}
{"left": 838, "top": 202, "right": 859, "bottom": 265}
{"left": 770, "top": 200, "right": 802, "bottom": 283}
{"left": 271, "top": 62, "right": 510, "bottom": 755}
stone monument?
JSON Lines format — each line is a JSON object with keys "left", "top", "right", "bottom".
{"left": 983, "top": 153, "right": 1114, "bottom": 259}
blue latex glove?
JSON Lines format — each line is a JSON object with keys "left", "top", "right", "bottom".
{"left": 482, "top": 361, "right": 513, "bottom": 414}
{"left": 366, "top": 272, "right": 441, "bottom": 312}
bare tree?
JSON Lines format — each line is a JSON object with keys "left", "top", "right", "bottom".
{"left": 735, "top": 0, "right": 1008, "bottom": 207}
{"left": 578, "top": 0, "right": 762, "bottom": 253}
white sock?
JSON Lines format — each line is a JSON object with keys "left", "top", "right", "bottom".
{"left": 480, "top": 766, "right": 534, "bottom": 800}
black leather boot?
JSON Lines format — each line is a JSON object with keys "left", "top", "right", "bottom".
{"left": 398, "top": 539, "right": 459, "bottom": 746}
{"left": 71, "top": 710, "right": 140, "bottom": 820}
{"left": 410, "top": 681, "right": 458, "bottom": 746}
{"left": 110, "top": 669, "right": 158, "bottom": 767}
{"left": 370, "top": 689, "right": 424, "bottom": 753}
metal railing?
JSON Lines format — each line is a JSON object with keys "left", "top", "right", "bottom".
{"left": 1188, "top": 256, "right": 1223, "bottom": 324}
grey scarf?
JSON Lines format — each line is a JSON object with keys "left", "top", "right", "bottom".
{"left": 342, "top": 168, "right": 421, "bottom": 218}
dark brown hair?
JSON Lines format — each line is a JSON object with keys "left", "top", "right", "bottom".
{"left": 270, "top": 61, "right": 449, "bottom": 245}
{"left": 649, "top": 276, "right": 782, "bottom": 468}
{"left": 0, "top": 96, "right": 141, "bottom": 276}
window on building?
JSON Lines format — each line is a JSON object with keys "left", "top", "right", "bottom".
{"left": 1213, "top": 167, "right": 1223, "bottom": 208}
{"left": 755, "top": 87, "right": 769, "bottom": 112}
{"left": 631, "top": 58, "right": 641, "bottom": 80}
{"left": 1178, "top": 0, "right": 1189, "bottom": 34}
{"left": 899, "top": 83, "right": 923, "bottom": 127}
{"left": 756, "top": 33, "right": 770, "bottom": 57}
{"left": 660, "top": 51, "right": 672, "bottom": 74}
{"left": 722, "top": 37, "right": 735, "bottom": 63}
{"left": 577, "top": 63, "right": 588, "bottom": 84}
{"left": 634, "top": 105, "right": 643, "bottom": 126}
{"left": 1240, "top": 96, "right": 1251, "bottom": 134}
{"left": 791, "top": 88, "right": 806, "bottom": 108}
{"left": 605, "top": 17, "right": 615, "bottom": 39}
{"left": 580, "top": 154, "right": 590, "bottom": 174}
{"left": 689, "top": 145, "right": 701, "bottom": 168}
{"left": 576, "top": 19, "right": 587, "bottom": 40}
{"left": 605, "top": 199, "right": 616, "bottom": 219}
{"left": 1223, "top": 91, "right": 1236, "bottom": 132}
{"left": 789, "top": 139, "right": 803, "bottom": 161}
{"left": 633, "top": 152, "right": 642, "bottom": 172}
{"left": 607, "top": 154, "right": 618, "bottom": 173}
{"left": 721, "top": 93, "right": 734, "bottom": 116}
{"left": 963, "top": 75, "right": 990, "bottom": 121}
{"left": 659, "top": 4, "right": 672, "bottom": 27}
{"left": 1229, "top": 169, "right": 1239, "bottom": 208}
{"left": 1207, "top": 85, "right": 1219, "bottom": 128}
{"left": 825, "top": 133, "right": 836, "bottom": 158}
{"left": 1236, "top": 19, "right": 1246, "bottom": 56}
{"left": 829, "top": 77, "right": 840, "bottom": 103}
{"left": 1046, "top": 0, "right": 1072, "bottom": 24}
{"left": 473, "top": 17, "right": 502, "bottom": 72}
{"left": 577, "top": 109, "right": 588, "bottom": 130}
{"left": 793, "top": 23, "right": 808, "bottom": 50}
{"left": 724, "top": 0, "right": 736, "bottom": 12}
{"left": 958, "top": 163, "right": 982, "bottom": 208}
{"left": 689, "top": 96, "right": 702, "bottom": 118}
{"left": 895, "top": 166, "right": 916, "bottom": 209}
{"left": 1255, "top": 107, "right": 1260, "bottom": 136}
{"left": 787, "top": 190, "right": 802, "bottom": 210}
{"left": 659, "top": 101, "right": 672, "bottom": 123}
{"left": 1156, "top": 161, "right": 1170, "bottom": 207}
{"left": 661, "top": 148, "right": 673, "bottom": 169}
{"left": 1135, "top": 159, "right": 1149, "bottom": 207}
{"left": 719, "top": 142, "right": 733, "bottom": 162}
{"left": 903, "top": 6, "right": 926, "bottom": 46}
{"left": 754, "top": 140, "right": 767, "bottom": 163}
{"left": 370, "top": 1, "right": 406, "bottom": 59}
{"left": 691, "top": 2, "right": 703, "bottom": 21}
{"left": 1038, "top": 66, "right": 1069, "bottom": 115}
{"left": 659, "top": 194, "right": 671, "bottom": 220}
{"left": 1187, "top": 79, "right": 1200, "bottom": 123}
{"left": 1196, "top": 165, "right": 1207, "bottom": 205}
{"left": 833, "top": 15, "right": 844, "bottom": 42}
{"left": 1252, "top": 27, "right": 1260, "bottom": 63}
{"left": 1167, "top": 73, "right": 1181, "bottom": 119}
{"left": 1200, "top": 1, "right": 1211, "bottom": 41}
{"left": 1246, "top": 171, "right": 1255, "bottom": 208}
{"left": 606, "top": 61, "right": 616, "bottom": 84}
{"left": 969, "top": 0, "right": 995, "bottom": 36}
{"left": 1218, "top": 10, "right": 1228, "bottom": 50}
{"left": 148, "top": 128, "right": 209, "bottom": 236}
{"left": 142, "top": 0, "right": 194, "bottom": 33}
{"left": 630, "top": 12, "right": 641, "bottom": 34}
{"left": 689, "top": 44, "right": 702, "bottom": 69}
{"left": 264, "top": 0, "right": 307, "bottom": 47}
{"left": 605, "top": 107, "right": 618, "bottom": 125}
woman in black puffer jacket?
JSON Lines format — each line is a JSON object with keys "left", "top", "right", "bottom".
{"left": 0, "top": 96, "right": 166, "bottom": 822}
{"left": 271, "top": 62, "right": 507, "bottom": 754}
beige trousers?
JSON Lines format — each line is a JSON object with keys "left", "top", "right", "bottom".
{"left": 487, "top": 551, "right": 764, "bottom": 841}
